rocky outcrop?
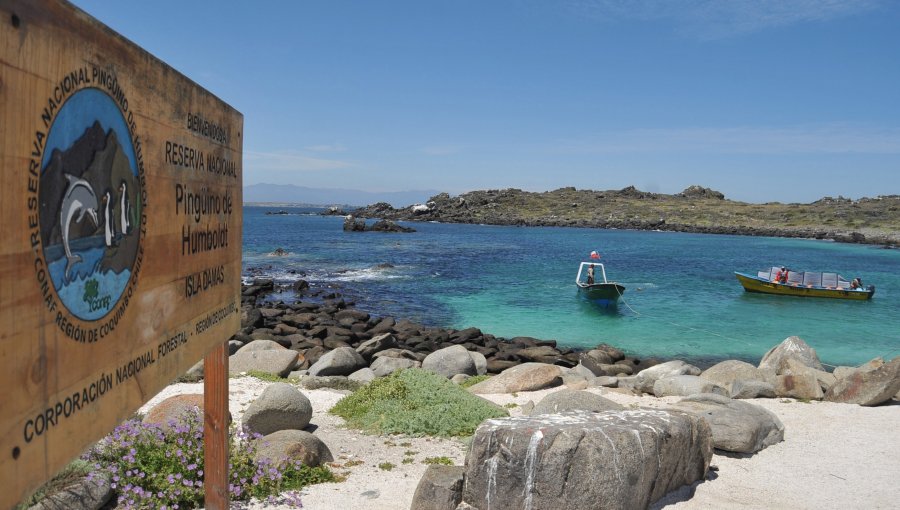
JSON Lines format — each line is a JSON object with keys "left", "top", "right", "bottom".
{"left": 343, "top": 187, "right": 900, "bottom": 246}
{"left": 342, "top": 215, "right": 415, "bottom": 232}
{"left": 462, "top": 410, "right": 713, "bottom": 510}
{"left": 825, "top": 357, "right": 900, "bottom": 406}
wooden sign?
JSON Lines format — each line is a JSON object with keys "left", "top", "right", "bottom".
{"left": 0, "top": 1, "right": 243, "bottom": 506}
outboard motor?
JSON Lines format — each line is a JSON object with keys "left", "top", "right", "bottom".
{"left": 867, "top": 284, "right": 876, "bottom": 296}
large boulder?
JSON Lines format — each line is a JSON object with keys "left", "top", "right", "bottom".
{"left": 730, "top": 380, "right": 776, "bottom": 399}
{"left": 759, "top": 336, "right": 824, "bottom": 373}
{"left": 307, "top": 346, "right": 366, "bottom": 377}
{"left": 370, "top": 356, "right": 421, "bottom": 377}
{"left": 653, "top": 375, "right": 728, "bottom": 398}
{"left": 254, "top": 429, "right": 333, "bottom": 468}
{"left": 469, "top": 350, "right": 488, "bottom": 376}
{"left": 579, "top": 349, "right": 615, "bottom": 375}
{"left": 833, "top": 358, "right": 884, "bottom": 381}
{"left": 825, "top": 357, "right": 900, "bottom": 406}
{"left": 529, "top": 389, "right": 624, "bottom": 415}
{"left": 700, "top": 360, "right": 774, "bottom": 395}
{"left": 467, "top": 363, "right": 563, "bottom": 394}
{"left": 422, "top": 345, "right": 477, "bottom": 378}
{"left": 773, "top": 358, "right": 825, "bottom": 400}
{"left": 242, "top": 383, "right": 313, "bottom": 436}
{"left": 620, "top": 360, "right": 701, "bottom": 394}
{"left": 670, "top": 393, "right": 784, "bottom": 453}
{"left": 143, "top": 394, "right": 207, "bottom": 430}
{"left": 229, "top": 350, "right": 299, "bottom": 378}
{"left": 355, "top": 333, "right": 398, "bottom": 362}
{"left": 410, "top": 465, "right": 465, "bottom": 510}
{"left": 462, "top": 410, "right": 712, "bottom": 510}
{"left": 237, "top": 339, "right": 287, "bottom": 353}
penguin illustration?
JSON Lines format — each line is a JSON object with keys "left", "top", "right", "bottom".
{"left": 119, "top": 181, "right": 130, "bottom": 235}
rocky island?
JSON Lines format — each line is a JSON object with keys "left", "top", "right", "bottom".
{"left": 342, "top": 185, "right": 900, "bottom": 246}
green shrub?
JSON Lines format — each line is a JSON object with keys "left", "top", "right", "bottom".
{"left": 458, "top": 374, "right": 490, "bottom": 388}
{"left": 329, "top": 368, "right": 508, "bottom": 437}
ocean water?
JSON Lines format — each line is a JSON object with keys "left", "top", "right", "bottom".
{"left": 242, "top": 206, "right": 900, "bottom": 367}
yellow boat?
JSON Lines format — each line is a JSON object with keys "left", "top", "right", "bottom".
{"left": 735, "top": 267, "right": 875, "bottom": 300}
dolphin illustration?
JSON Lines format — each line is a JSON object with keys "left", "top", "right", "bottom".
{"left": 60, "top": 174, "right": 99, "bottom": 282}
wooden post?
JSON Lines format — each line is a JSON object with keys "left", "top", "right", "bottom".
{"left": 204, "top": 342, "right": 230, "bottom": 509}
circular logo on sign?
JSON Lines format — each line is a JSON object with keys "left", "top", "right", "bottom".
{"left": 38, "top": 87, "right": 142, "bottom": 322}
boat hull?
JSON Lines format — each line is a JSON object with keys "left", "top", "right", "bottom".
{"left": 578, "top": 283, "right": 625, "bottom": 306}
{"left": 735, "top": 273, "right": 874, "bottom": 300}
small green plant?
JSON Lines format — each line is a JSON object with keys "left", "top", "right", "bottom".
{"left": 243, "top": 370, "right": 288, "bottom": 382}
{"left": 383, "top": 440, "right": 397, "bottom": 446}
{"left": 402, "top": 458, "right": 414, "bottom": 465}
{"left": 404, "top": 450, "right": 418, "bottom": 456}
{"left": 504, "top": 403, "right": 518, "bottom": 409}
{"left": 378, "top": 462, "right": 395, "bottom": 471}
{"left": 342, "top": 459, "right": 364, "bottom": 468}
{"left": 84, "top": 408, "right": 333, "bottom": 509}
{"left": 399, "top": 442, "right": 412, "bottom": 447}
{"left": 422, "top": 456, "right": 454, "bottom": 466}
{"left": 458, "top": 374, "right": 490, "bottom": 388}
{"left": 329, "top": 368, "right": 508, "bottom": 437}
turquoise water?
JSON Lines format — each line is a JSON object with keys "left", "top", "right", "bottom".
{"left": 242, "top": 206, "right": 900, "bottom": 367}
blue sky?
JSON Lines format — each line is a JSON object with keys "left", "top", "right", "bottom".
{"left": 72, "top": 0, "right": 900, "bottom": 203}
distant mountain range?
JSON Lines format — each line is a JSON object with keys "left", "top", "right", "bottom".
{"left": 243, "top": 183, "right": 438, "bottom": 208}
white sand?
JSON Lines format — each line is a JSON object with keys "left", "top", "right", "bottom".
{"left": 140, "top": 379, "right": 900, "bottom": 510}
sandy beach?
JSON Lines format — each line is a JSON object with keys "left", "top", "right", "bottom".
{"left": 140, "top": 377, "right": 900, "bottom": 510}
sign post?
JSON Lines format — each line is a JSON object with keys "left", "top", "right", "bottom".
{"left": 0, "top": 1, "right": 242, "bottom": 507}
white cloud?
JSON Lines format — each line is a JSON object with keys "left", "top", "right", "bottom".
{"left": 565, "top": 0, "right": 882, "bottom": 39}
{"left": 558, "top": 123, "right": 900, "bottom": 154}
{"left": 244, "top": 150, "right": 354, "bottom": 172}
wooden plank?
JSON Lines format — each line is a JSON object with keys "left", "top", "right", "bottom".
{"left": 203, "top": 342, "right": 229, "bottom": 510}
{"left": 0, "top": 1, "right": 243, "bottom": 506}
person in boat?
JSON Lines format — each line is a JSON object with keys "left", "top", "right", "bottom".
{"left": 775, "top": 266, "right": 788, "bottom": 284}
{"left": 851, "top": 277, "right": 863, "bottom": 290}
{"left": 587, "top": 264, "right": 595, "bottom": 285}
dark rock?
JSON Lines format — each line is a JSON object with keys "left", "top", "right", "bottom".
{"left": 411, "top": 465, "right": 465, "bottom": 510}
{"left": 307, "top": 346, "right": 367, "bottom": 376}
{"left": 356, "top": 333, "right": 399, "bottom": 362}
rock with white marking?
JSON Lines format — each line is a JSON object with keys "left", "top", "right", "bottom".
{"left": 462, "top": 410, "right": 712, "bottom": 510}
